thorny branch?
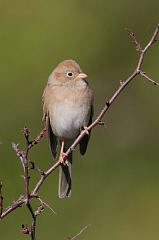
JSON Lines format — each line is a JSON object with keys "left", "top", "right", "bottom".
{"left": 0, "top": 24, "right": 159, "bottom": 239}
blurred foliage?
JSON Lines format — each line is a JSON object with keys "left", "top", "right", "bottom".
{"left": 0, "top": 0, "right": 159, "bottom": 239}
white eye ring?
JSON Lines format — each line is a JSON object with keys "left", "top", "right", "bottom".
{"left": 67, "top": 72, "right": 74, "bottom": 77}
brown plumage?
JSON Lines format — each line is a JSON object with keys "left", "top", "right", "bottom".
{"left": 43, "top": 59, "right": 93, "bottom": 198}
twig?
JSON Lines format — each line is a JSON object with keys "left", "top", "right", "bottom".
{"left": 68, "top": 225, "right": 91, "bottom": 240}
{"left": 31, "top": 160, "right": 61, "bottom": 196}
{"left": 0, "top": 180, "right": 3, "bottom": 218}
{"left": 22, "top": 127, "right": 46, "bottom": 149}
{"left": 30, "top": 161, "right": 44, "bottom": 175}
{"left": 24, "top": 153, "right": 30, "bottom": 203}
{"left": 37, "top": 197, "right": 57, "bottom": 215}
{"left": 126, "top": 28, "right": 142, "bottom": 51}
{"left": 28, "top": 127, "right": 47, "bottom": 149}
{"left": 27, "top": 202, "right": 36, "bottom": 240}
{"left": 12, "top": 143, "right": 25, "bottom": 169}
{"left": 140, "top": 71, "right": 159, "bottom": 86}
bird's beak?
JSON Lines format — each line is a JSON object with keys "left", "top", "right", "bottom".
{"left": 76, "top": 73, "right": 88, "bottom": 80}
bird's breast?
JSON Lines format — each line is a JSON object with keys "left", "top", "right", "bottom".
{"left": 49, "top": 86, "right": 92, "bottom": 140}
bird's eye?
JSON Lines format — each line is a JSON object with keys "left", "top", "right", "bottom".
{"left": 67, "top": 72, "right": 73, "bottom": 77}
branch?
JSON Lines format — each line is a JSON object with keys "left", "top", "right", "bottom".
{"left": 126, "top": 28, "right": 142, "bottom": 51}
{"left": 140, "top": 71, "right": 159, "bottom": 86}
{"left": 27, "top": 203, "right": 36, "bottom": 240}
{"left": 0, "top": 180, "right": 3, "bottom": 218}
{"left": 2, "top": 129, "right": 47, "bottom": 240}
{"left": 68, "top": 225, "right": 90, "bottom": 240}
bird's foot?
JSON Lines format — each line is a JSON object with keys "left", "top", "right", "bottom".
{"left": 59, "top": 152, "right": 68, "bottom": 165}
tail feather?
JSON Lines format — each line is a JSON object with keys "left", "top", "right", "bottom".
{"left": 58, "top": 152, "right": 72, "bottom": 198}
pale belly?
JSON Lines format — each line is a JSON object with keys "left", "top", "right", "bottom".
{"left": 50, "top": 101, "right": 90, "bottom": 140}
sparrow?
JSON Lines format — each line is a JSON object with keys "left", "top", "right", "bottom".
{"left": 42, "top": 59, "right": 93, "bottom": 198}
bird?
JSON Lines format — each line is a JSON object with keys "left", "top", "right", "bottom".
{"left": 42, "top": 59, "right": 93, "bottom": 198}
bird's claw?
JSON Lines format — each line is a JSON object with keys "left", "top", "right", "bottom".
{"left": 60, "top": 152, "right": 68, "bottom": 165}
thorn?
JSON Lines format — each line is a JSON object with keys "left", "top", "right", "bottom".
{"left": 67, "top": 224, "right": 91, "bottom": 240}
{"left": 12, "top": 142, "right": 18, "bottom": 149}
{"left": 21, "top": 175, "right": 30, "bottom": 180}
{"left": 98, "top": 121, "right": 107, "bottom": 128}
{"left": 126, "top": 27, "right": 142, "bottom": 51}
{"left": 98, "top": 120, "right": 104, "bottom": 125}
{"left": 0, "top": 180, "right": 3, "bottom": 217}
{"left": 106, "top": 101, "right": 110, "bottom": 107}
{"left": 30, "top": 161, "right": 35, "bottom": 170}
{"left": 12, "top": 143, "right": 23, "bottom": 158}
{"left": 120, "top": 80, "right": 124, "bottom": 85}
{"left": 29, "top": 161, "right": 44, "bottom": 175}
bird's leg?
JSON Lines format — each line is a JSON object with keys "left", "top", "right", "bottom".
{"left": 59, "top": 141, "right": 68, "bottom": 164}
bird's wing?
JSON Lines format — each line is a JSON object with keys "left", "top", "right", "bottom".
{"left": 42, "top": 86, "right": 58, "bottom": 159}
{"left": 79, "top": 105, "right": 93, "bottom": 155}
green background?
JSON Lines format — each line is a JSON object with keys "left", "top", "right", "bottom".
{"left": 0, "top": 0, "right": 159, "bottom": 239}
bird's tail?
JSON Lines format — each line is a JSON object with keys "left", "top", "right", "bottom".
{"left": 58, "top": 151, "right": 72, "bottom": 198}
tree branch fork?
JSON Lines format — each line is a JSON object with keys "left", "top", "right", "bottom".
{"left": 0, "top": 24, "right": 159, "bottom": 239}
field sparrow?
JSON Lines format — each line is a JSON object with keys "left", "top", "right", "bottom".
{"left": 43, "top": 60, "right": 93, "bottom": 198}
